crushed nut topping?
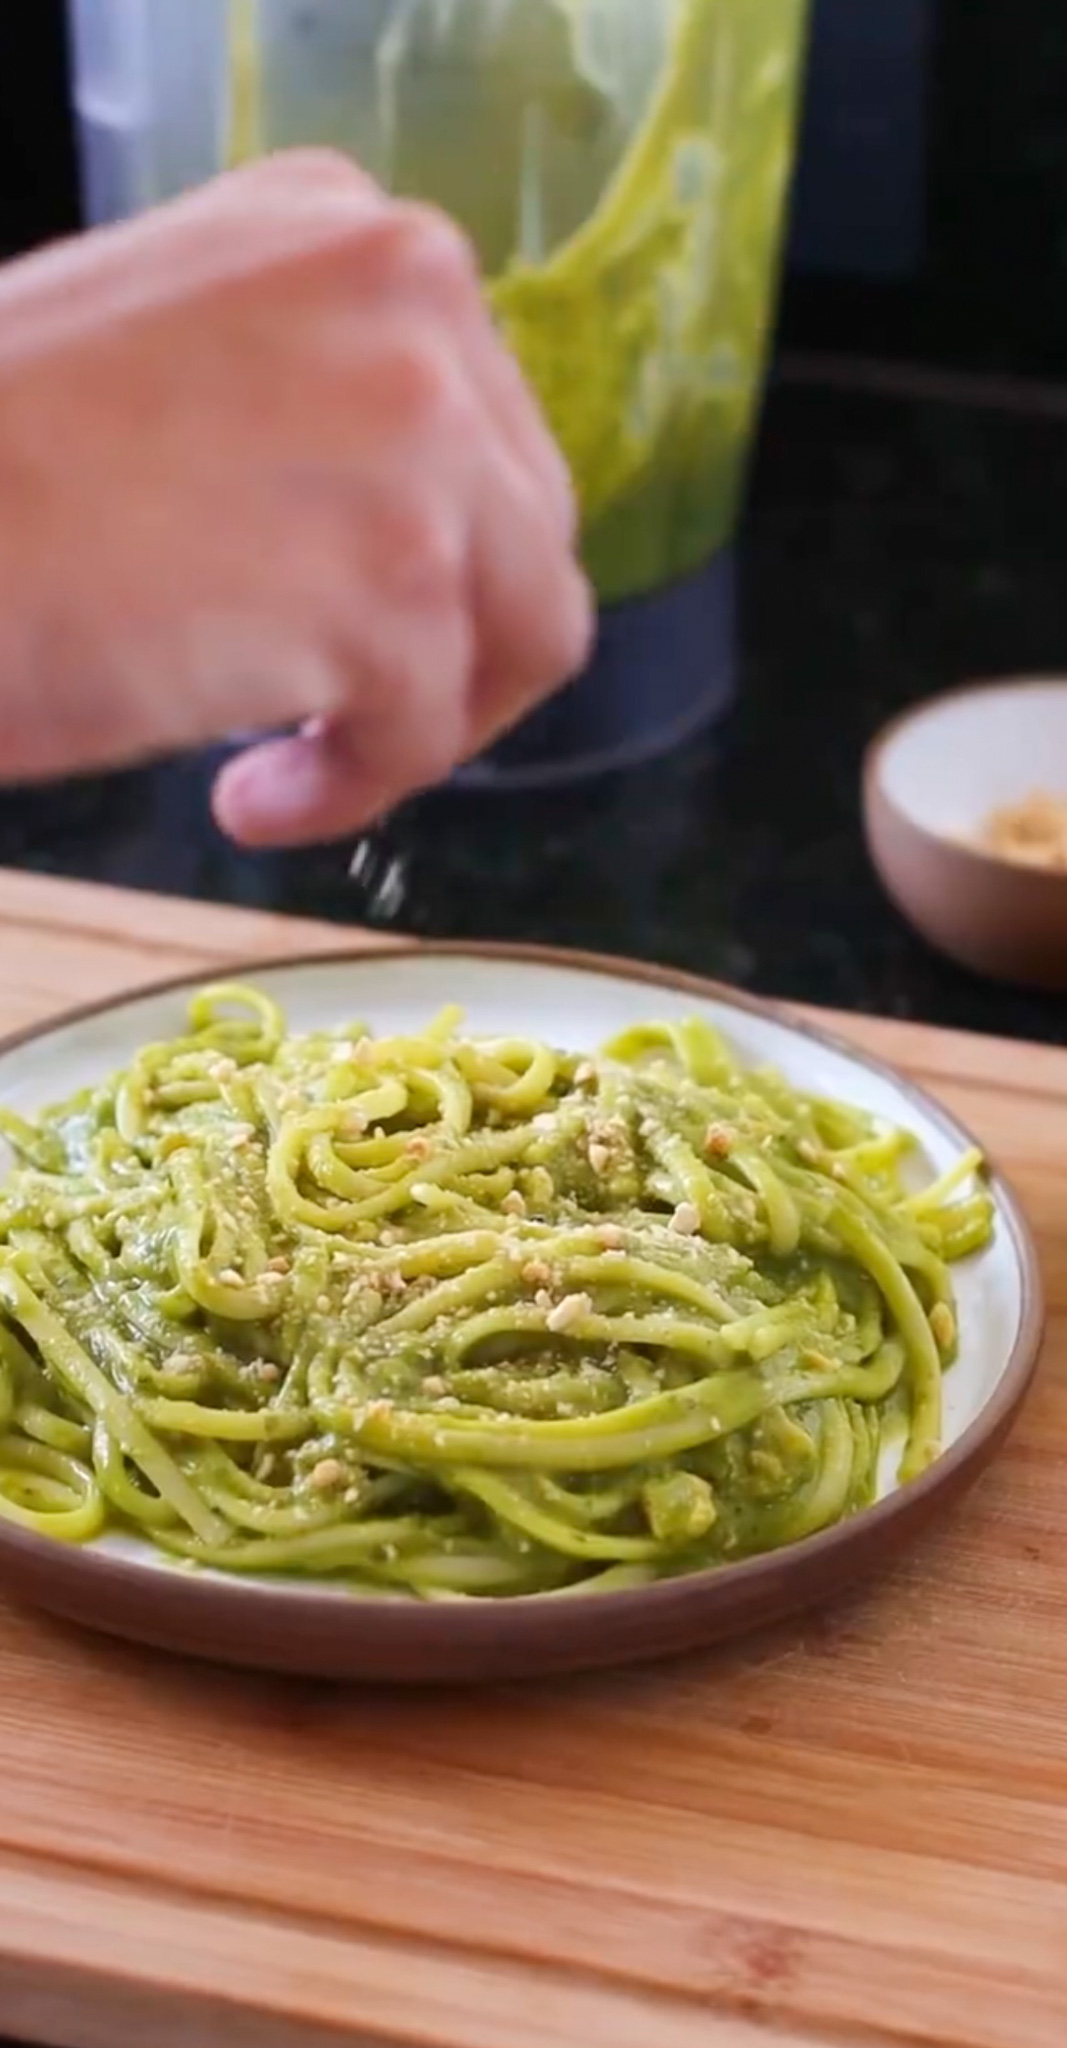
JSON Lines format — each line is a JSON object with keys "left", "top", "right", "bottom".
{"left": 669, "top": 1202, "right": 701, "bottom": 1237}
{"left": 163, "top": 1353, "right": 199, "bottom": 1377}
{"left": 309, "top": 1458, "right": 345, "bottom": 1491}
{"left": 546, "top": 1292, "right": 592, "bottom": 1334}
{"left": 978, "top": 791, "right": 1067, "bottom": 870}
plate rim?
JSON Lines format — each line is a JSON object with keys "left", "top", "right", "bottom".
{"left": 0, "top": 940, "right": 1043, "bottom": 1679}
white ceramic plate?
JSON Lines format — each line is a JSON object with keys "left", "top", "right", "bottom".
{"left": 0, "top": 946, "right": 1042, "bottom": 1683}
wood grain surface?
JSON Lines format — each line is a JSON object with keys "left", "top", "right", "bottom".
{"left": 0, "top": 870, "right": 1063, "bottom": 2048}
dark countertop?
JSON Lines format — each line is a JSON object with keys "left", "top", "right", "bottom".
{"left": 4, "top": 369, "right": 1066, "bottom": 1047}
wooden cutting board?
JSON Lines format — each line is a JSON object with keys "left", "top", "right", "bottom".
{"left": 0, "top": 869, "right": 1064, "bottom": 2048}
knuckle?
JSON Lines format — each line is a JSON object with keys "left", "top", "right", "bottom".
{"left": 405, "top": 202, "right": 480, "bottom": 295}
{"left": 374, "top": 491, "right": 466, "bottom": 611}
{"left": 354, "top": 201, "right": 479, "bottom": 305}
{"left": 380, "top": 332, "right": 473, "bottom": 441}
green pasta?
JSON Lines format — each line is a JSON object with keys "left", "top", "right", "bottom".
{"left": 0, "top": 986, "right": 993, "bottom": 1598}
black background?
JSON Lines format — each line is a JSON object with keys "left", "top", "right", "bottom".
{"left": 0, "top": 1, "right": 79, "bottom": 261}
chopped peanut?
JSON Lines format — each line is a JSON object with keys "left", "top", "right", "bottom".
{"left": 163, "top": 1353, "right": 199, "bottom": 1377}
{"left": 309, "top": 1459, "right": 345, "bottom": 1491}
{"left": 669, "top": 1202, "right": 701, "bottom": 1237}
{"left": 546, "top": 1292, "right": 592, "bottom": 1334}
{"left": 979, "top": 791, "right": 1067, "bottom": 870}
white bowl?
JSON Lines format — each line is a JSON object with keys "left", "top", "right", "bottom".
{"left": 864, "top": 677, "right": 1067, "bottom": 988}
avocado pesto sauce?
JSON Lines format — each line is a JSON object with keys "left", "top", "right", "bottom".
{"left": 229, "top": 0, "right": 808, "bottom": 602}
{"left": 0, "top": 988, "right": 991, "bottom": 1596}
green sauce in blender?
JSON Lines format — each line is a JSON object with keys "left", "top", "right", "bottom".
{"left": 231, "top": 0, "right": 808, "bottom": 603}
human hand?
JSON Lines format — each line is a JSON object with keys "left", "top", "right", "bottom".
{"left": 0, "top": 150, "right": 592, "bottom": 843}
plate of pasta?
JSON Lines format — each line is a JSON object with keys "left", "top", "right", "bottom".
{"left": 0, "top": 946, "right": 1041, "bottom": 1682}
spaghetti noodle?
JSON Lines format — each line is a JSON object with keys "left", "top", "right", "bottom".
{"left": 0, "top": 985, "right": 993, "bottom": 1597}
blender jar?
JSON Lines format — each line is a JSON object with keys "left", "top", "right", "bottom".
{"left": 69, "top": 0, "right": 809, "bottom": 781}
